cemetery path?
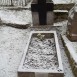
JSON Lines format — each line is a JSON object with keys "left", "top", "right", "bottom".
{"left": 0, "top": 25, "right": 75, "bottom": 77}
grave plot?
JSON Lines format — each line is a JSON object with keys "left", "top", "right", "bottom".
{"left": 18, "top": 31, "right": 64, "bottom": 77}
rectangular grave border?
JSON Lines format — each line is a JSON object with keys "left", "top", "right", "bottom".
{"left": 18, "top": 31, "right": 64, "bottom": 77}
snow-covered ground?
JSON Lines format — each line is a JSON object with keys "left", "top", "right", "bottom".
{"left": 0, "top": 9, "right": 32, "bottom": 25}
{"left": 0, "top": 25, "right": 30, "bottom": 77}
{"left": 0, "top": 0, "right": 77, "bottom": 77}
{"left": 0, "top": 24, "right": 75, "bottom": 77}
{"left": 72, "top": 42, "right": 77, "bottom": 53}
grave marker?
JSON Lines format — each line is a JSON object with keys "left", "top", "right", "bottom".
{"left": 31, "top": 0, "right": 54, "bottom": 26}
{"left": 67, "top": 5, "right": 77, "bottom": 41}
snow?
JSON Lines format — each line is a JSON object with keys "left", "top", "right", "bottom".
{"left": 53, "top": 20, "right": 68, "bottom": 26}
{"left": 0, "top": 0, "right": 76, "bottom": 77}
{"left": 0, "top": 24, "right": 75, "bottom": 77}
{"left": 54, "top": 10, "right": 68, "bottom": 12}
{"left": 0, "top": 9, "right": 32, "bottom": 25}
{"left": 57, "top": 34, "right": 75, "bottom": 77}
{"left": 62, "top": 35, "right": 77, "bottom": 64}
{"left": 52, "top": 0, "right": 75, "bottom": 4}
{"left": 0, "top": 25, "right": 30, "bottom": 77}
{"left": 72, "top": 42, "right": 77, "bottom": 53}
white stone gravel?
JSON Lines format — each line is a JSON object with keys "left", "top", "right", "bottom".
{"left": 23, "top": 37, "right": 58, "bottom": 69}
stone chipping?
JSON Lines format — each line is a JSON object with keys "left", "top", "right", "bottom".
{"left": 23, "top": 37, "right": 58, "bottom": 69}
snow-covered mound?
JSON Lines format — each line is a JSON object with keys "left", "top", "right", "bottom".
{"left": 0, "top": 9, "right": 32, "bottom": 25}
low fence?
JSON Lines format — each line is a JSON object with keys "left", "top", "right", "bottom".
{"left": 0, "top": 0, "right": 30, "bottom": 6}
{"left": 0, "top": 0, "right": 12, "bottom": 6}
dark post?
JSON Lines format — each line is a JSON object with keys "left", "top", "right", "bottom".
{"left": 31, "top": 0, "right": 54, "bottom": 26}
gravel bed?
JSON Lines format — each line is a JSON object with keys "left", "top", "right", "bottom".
{"left": 23, "top": 37, "right": 58, "bottom": 69}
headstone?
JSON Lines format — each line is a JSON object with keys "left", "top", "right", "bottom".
{"left": 31, "top": 0, "right": 54, "bottom": 26}
{"left": 67, "top": 5, "right": 77, "bottom": 41}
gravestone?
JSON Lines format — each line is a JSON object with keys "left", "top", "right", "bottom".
{"left": 67, "top": 5, "right": 77, "bottom": 41}
{"left": 31, "top": 0, "right": 54, "bottom": 27}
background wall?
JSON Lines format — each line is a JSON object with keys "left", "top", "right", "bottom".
{"left": 0, "top": 0, "right": 30, "bottom": 6}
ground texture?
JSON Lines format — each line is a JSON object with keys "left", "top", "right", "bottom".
{"left": 0, "top": 0, "right": 77, "bottom": 76}
{"left": 24, "top": 37, "right": 58, "bottom": 69}
{"left": 0, "top": 24, "right": 75, "bottom": 77}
